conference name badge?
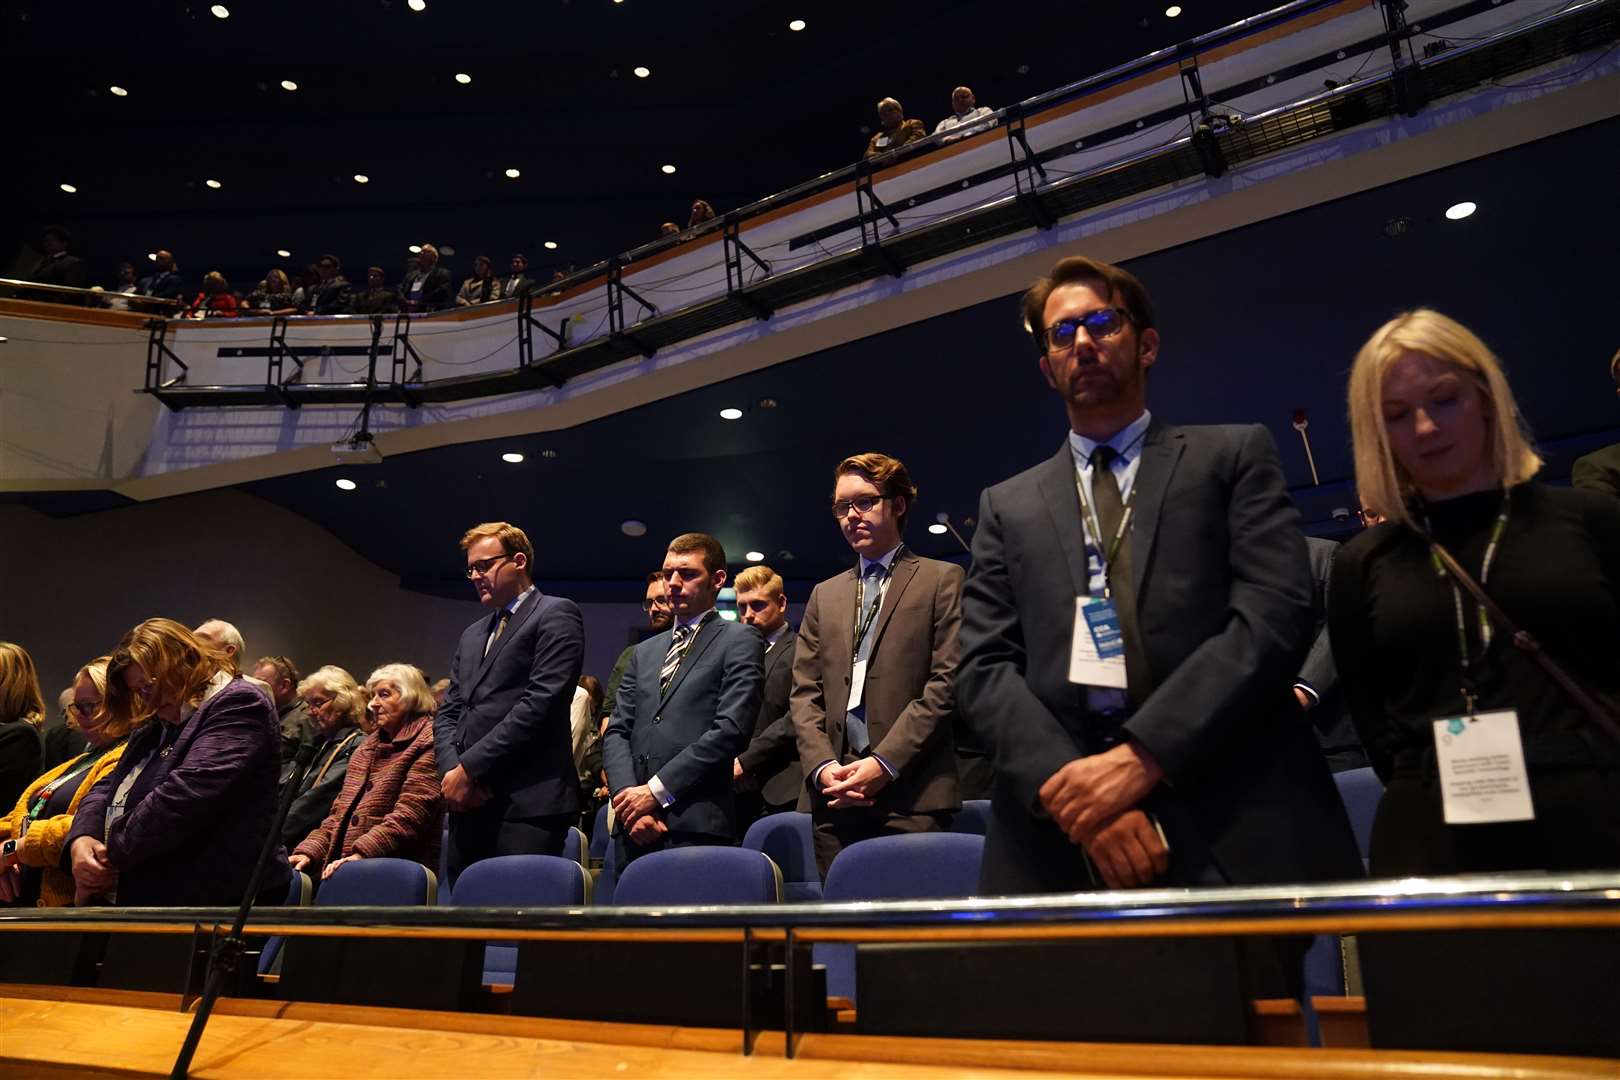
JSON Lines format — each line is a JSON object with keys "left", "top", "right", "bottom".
{"left": 848, "top": 659, "right": 869, "bottom": 712}
{"left": 1431, "top": 709, "right": 1535, "bottom": 825}
{"left": 1069, "top": 597, "right": 1127, "bottom": 689}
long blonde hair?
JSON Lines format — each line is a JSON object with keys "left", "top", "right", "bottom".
{"left": 1347, "top": 309, "right": 1542, "bottom": 528}
{"left": 0, "top": 642, "right": 46, "bottom": 728}
{"left": 104, "top": 618, "right": 237, "bottom": 728}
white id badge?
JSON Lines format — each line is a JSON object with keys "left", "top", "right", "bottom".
{"left": 848, "top": 658, "right": 869, "bottom": 712}
{"left": 1068, "top": 597, "right": 1127, "bottom": 689}
{"left": 1431, "top": 709, "right": 1536, "bottom": 825}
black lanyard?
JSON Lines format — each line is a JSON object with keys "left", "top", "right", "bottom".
{"left": 1424, "top": 490, "right": 1511, "bottom": 717}
{"left": 853, "top": 551, "right": 899, "bottom": 658}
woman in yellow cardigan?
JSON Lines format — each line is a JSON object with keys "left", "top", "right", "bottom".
{"left": 0, "top": 657, "right": 132, "bottom": 907}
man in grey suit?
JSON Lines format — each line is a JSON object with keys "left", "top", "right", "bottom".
{"left": 957, "top": 255, "right": 1359, "bottom": 924}
{"left": 604, "top": 533, "right": 764, "bottom": 861}
{"left": 435, "top": 521, "right": 585, "bottom": 884}
{"left": 792, "top": 453, "right": 964, "bottom": 880}
{"left": 733, "top": 564, "right": 803, "bottom": 824}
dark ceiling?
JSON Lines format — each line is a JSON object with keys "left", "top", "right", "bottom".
{"left": 5, "top": 0, "right": 1286, "bottom": 288}
{"left": 236, "top": 116, "right": 1620, "bottom": 599}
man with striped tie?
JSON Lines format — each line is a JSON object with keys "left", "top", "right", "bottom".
{"left": 434, "top": 522, "right": 586, "bottom": 886}
{"left": 604, "top": 533, "right": 765, "bottom": 862}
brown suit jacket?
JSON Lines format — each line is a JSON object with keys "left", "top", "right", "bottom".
{"left": 790, "top": 548, "right": 963, "bottom": 815}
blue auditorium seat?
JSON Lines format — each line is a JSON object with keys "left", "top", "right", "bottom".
{"left": 819, "top": 833, "right": 984, "bottom": 1002}
{"left": 1334, "top": 767, "right": 1382, "bottom": 867}
{"left": 438, "top": 820, "right": 452, "bottom": 899}
{"left": 589, "top": 804, "right": 610, "bottom": 863}
{"left": 612, "top": 847, "right": 782, "bottom": 906}
{"left": 256, "top": 869, "right": 312, "bottom": 976}
{"left": 948, "top": 800, "right": 992, "bottom": 836}
{"left": 741, "top": 812, "right": 821, "bottom": 902}
{"left": 451, "top": 855, "right": 591, "bottom": 985}
{"left": 316, "top": 857, "right": 437, "bottom": 907}
{"left": 562, "top": 825, "right": 589, "bottom": 868}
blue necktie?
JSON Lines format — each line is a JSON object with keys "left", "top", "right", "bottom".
{"left": 845, "top": 561, "right": 887, "bottom": 755}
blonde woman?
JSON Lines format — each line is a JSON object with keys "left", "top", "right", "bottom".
{"left": 66, "top": 619, "right": 287, "bottom": 907}
{"left": 0, "top": 642, "right": 47, "bottom": 809}
{"left": 0, "top": 659, "right": 133, "bottom": 906}
{"left": 1329, "top": 309, "right": 1620, "bottom": 876}
{"left": 280, "top": 666, "right": 369, "bottom": 848}
{"left": 290, "top": 664, "right": 442, "bottom": 882}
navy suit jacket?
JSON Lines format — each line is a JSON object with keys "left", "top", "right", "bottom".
{"left": 602, "top": 616, "right": 764, "bottom": 841}
{"left": 434, "top": 590, "right": 585, "bottom": 820}
{"left": 958, "top": 423, "right": 1362, "bottom": 893}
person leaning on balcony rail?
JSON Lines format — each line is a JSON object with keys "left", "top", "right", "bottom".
{"left": 864, "top": 97, "right": 928, "bottom": 159}
{"left": 933, "top": 86, "right": 997, "bottom": 143}
{"left": 0, "top": 658, "right": 132, "bottom": 907}
{"left": 1329, "top": 309, "right": 1620, "bottom": 878}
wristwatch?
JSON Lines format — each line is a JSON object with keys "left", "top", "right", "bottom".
{"left": 0, "top": 838, "right": 17, "bottom": 862}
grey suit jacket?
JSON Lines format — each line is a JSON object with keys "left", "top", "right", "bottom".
{"left": 736, "top": 627, "right": 806, "bottom": 808}
{"left": 958, "top": 423, "right": 1362, "bottom": 893}
{"left": 791, "top": 549, "right": 964, "bottom": 816}
{"left": 602, "top": 616, "right": 764, "bottom": 840}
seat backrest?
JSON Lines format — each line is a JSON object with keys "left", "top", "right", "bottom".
{"left": 1333, "top": 767, "right": 1383, "bottom": 861}
{"left": 451, "top": 854, "right": 590, "bottom": 908}
{"left": 741, "top": 812, "right": 819, "bottom": 900}
{"left": 315, "top": 857, "right": 437, "bottom": 907}
{"left": 612, "top": 847, "right": 781, "bottom": 906}
{"left": 256, "top": 870, "right": 313, "bottom": 976}
{"left": 562, "top": 826, "right": 589, "bottom": 868}
{"left": 948, "top": 800, "right": 992, "bottom": 836}
{"left": 589, "top": 803, "right": 611, "bottom": 862}
{"left": 824, "top": 833, "right": 983, "bottom": 901}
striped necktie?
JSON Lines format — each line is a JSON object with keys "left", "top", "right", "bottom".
{"left": 660, "top": 622, "right": 696, "bottom": 693}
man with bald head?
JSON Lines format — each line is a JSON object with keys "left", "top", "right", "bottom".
{"left": 934, "top": 86, "right": 997, "bottom": 143}
{"left": 138, "top": 251, "right": 183, "bottom": 302}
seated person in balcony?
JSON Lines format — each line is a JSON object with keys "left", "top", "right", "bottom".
{"left": 28, "top": 225, "right": 86, "bottom": 293}
{"left": 864, "top": 97, "right": 928, "bottom": 159}
{"left": 688, "top": 199, "right": 716, "bottom": 229}
{"left": 934, "top": 86, "right": 997, "bottom": 143}
{"left": 184, "top": 271, "right": 239, "bottom": 318}
{"left": 659, "top": 222, "right": 681, "bottom": 238}
{"left": 290, "top": 663, "right": 443, "bottom": 881}
{"left": 503, "top": 254, "right": 534, "bottom": 300}
{"left": 406, "top": 244, "right": 454, "bottom": 312}
{"left": 104, "top": 261, "right": 140, "bottom": 311}
{"left": 136, "top": 251, "right": 184, "bottom": 304}
{"left": 244, "top": 268, "right": 299, "bottom": 316}
{"left": 0, "top": 658, "right": 132, "bottom": 907}
{"left": 351, "top": 267, "right": 402, "bottom": 315}
{"left": 457, "top": 255, "right": 503, "bottom": 306}
{"left": 280, "top": 666, "right": 369, "bottom": 848}
{"left": 303, "top": 254, "right": 353, "bottom": 315}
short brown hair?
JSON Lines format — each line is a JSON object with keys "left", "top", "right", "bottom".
{"left": 733, "top": 565, "right": 784, "bottom": 597}
{"left": 836, "top": 452, "right": 918, "bottom": 531}
{"left": 1020, "top": 255, "right": 1156, "bottom": 350}
{"left": 460, "top": 521, "right": 535, "bottom": 570}
{"left": 668, "top": 532, "right": 726, "bottom": 574}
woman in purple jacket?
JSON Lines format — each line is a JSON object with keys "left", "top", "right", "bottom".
{"left": 68, "top": 618, "right": 289, "bottom": 907}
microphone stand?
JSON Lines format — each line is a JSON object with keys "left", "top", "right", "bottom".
{"left": 170, "top": 739, "right": 319, "bottom": 1080}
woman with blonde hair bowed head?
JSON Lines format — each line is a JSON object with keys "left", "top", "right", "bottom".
{"left": 1328, "top": 309, "right": 1620, "bottom": 878}
{"left": 0, "top": 642, "right": 47, "bottom": 810}
{"left": 290, "top": 663, "right": 443, "bottom": 883}
{"left": 1, "top": 658, "right": 134, "bottom": 906}
{"left": 65, "top": 619, "right": 290, "bottom": 907}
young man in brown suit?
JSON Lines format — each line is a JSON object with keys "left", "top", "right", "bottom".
{"left": 791, "top": 453, "right": 964, "bottom": 880}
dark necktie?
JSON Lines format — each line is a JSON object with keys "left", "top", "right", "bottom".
{"left": 484, "top": 609, "right": 511, "bottom": 657}
{"left": 1090, "top": 445, "right": 1153, "bottom": 705}
{"left": 661, "top": 612, "right": 712, "bottom": 693}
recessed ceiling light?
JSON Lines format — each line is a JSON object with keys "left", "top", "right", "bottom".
{"left": 335, "top": 478, "right": 357, "bottom": 491}
{"left": 205, "top": 179, "right": 222, "bottom": 189}
{"left": 745, "top": 551, "right": 765, "bottom": 562}
{"left": 633, "top": 66, "right": 651, "bottom": 78}
{"left": 928, "top": 523, "right": 948, "bottom": 535}
{"left": 454, "top": 72, "right": 472, "bottom": 85}
{"left": 788, "top": 18, "right": 807, "bottom": 31}
{"left": 621, "top": 519, "right": 647, "bottom": 537}
{"left": 660, "top": 164, "right": 677, "bottom": 175}
{"left": 59, "top": 183, "right": 77, "bottom": 194}
{"left": 1165, "top": 4, "right": 1182, "bottom": 16}
{"left": 210, "top": 4, "right": 230, "bottom": 17}
{"left": 407, "top": 0, "right": 426, "bottom": 9}
{"left": 543, "top": 240, "right": 558, "bottom": 250}
{"left": 276, "top": 249, "right": 291, "bottom": 258}
{"left": 719, "top": 407, "right": 743, "bottom": 420}
{"left": 280, "top": 79, "right": 298, "bottom": 91}
{"left": 1445, "top": 200, "right": 1477, "bottom": 220}
{"left": 147, "top": 252, "right": 157, "bottom": 261}
{"left": 501, "top": 452, "right": 524, "bottom": 463}
{"left": 408, "top": 244, "right": 422, "bottom": 253}
{"left": 504, "top": 167, "right": 521, "bottom": 179}
{"left": 109, "top": 85, "right": 129, "bottom": 97}
{"left": 353, "top": 174, "right": 370, "bottom": 184}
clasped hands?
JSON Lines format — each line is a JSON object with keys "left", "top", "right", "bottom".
{"left": 441, "top": 764, "right": 492, "bottom": 812}
{"left": 70, "top": 835, "right": 119, "bottom": 906}
{"left": 1039, "top": 741, "right": 1169, "bottom": 890}
{"left": 611, "top": 784, "right": 668, "bottom": 847}
{"left": 819, "top": 756, "right": 890, "bottom": 809}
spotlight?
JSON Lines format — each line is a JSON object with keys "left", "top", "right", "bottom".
{"left": 746, "top": 551, "right": 765, "bottom": 562}
{"left": 505, "top": 167, "right": 521, "bottom": 178}
{"left": 210, "top": 4, "right": 230, "bottom": 18}
{"left": 543, "top": 240, "right": 558, "bottom": 250}
{"left": 353, "top": 174, "right": 370, "bottom": 184}
{"left": 501, "top": 452, "right": 524, "bottom": 463}
{"left": 789, "top": 18, "right": 806, "bottom": 30}
{"left": 407, "top": 0, "right": 426, "bottom": 10}
{"left": 59, "top": 183, "right": 78, "bottom": 194}
{"left": 719, "top": 407, "right": 743, "bottom": 420}
{"left": 205, "top": 179, "right": 222, "bottom": 189}
{"left": 454, "top": 72, "right": 471, "bottom": 85}
{"left": 1445, "top": 201, "right": 1477, "bottom": 220}
{"left": 928, "top": 523, "right": 948, "bottom": 535}
{"left": 1165, "top": 4, "right": 1182, "bottom": 15}
{"left": 276, "top": 249, "right": 291, "bottom": 257}
{"left": 660, "top": 164, "right": 677, "bottom": 175}
{"left": 280, "top": 79, "right": 298, "bottom": 91}
{"left": 335, "top": 478, "right": 357, "bottom": 491}
{"left": 633, "top": 66, "right": 650, "bottom": 78}
{"left": 109, "top": 85, "right": 129, "bottom": 97}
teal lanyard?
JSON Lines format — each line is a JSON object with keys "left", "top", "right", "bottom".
{"left": 27, "top": 738, "right": 125, "bottom": 823}
{"left": 1425, "top": 490, "right": 1511, "bottom": 717}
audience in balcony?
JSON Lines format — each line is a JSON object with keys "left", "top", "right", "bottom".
{"left": 27, "top": 225, "right": 86, "bottom": 292}
{"left": 351, "top": 267, "right": 402, "bottom": 315}
{"left": 934, "top": 86, "right": 997, "bottom": 143}
{"left": 0, "top": 643, "right": 47, "bottom": 811}
{"left": 660, "top": 222, "right": 681, "bottom": 237}
{"left": 245, "top": 269, "right": 299, "bottom": 316}
{"left": 688, "top": 200, "right": 717, "bottom": 229}
{"left": 864, "top": 97, "right": 928, "bottom": 159}
{"left": 406, "top": 244, "right": 454, "bottom": 312}
{"left": 457, "top": 255, "right": 503, "bottom": 306}
{"left": 303, "top": 255, "right": 354, "bottom": 316}
{"left": 136, "top": 251, "right": 183, "bottom": 303}
{"left": 0, "top": 658, "right": 130, "bottom": 908}
{"left": 183, "top": 272, "right": 240, "bottom": 318}
{"left": 503, "top": 254, "right": 533, "bottom": 299}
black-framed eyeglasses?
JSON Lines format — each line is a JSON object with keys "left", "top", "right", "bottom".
{"left": 641, "top": 596, "right": 670, "bottom": 612}
{"left": 465, "top": 554, "right": 512, "bottom": 579}
{"left": 832, "top": 494, "right": 890, "bottom": 518}
{"left": 1039, "top": 308, "right": 1130, "bottom": 354}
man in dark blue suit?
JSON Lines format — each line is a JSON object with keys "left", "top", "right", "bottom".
{"left": 434, "top": 521, "right": 585, "bottom": 884}
{"left": 604, "top": 532, "right": 764, "bottom": 862}
{"left": 958, "top": 255, "right": 1360, "bottom": 917}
